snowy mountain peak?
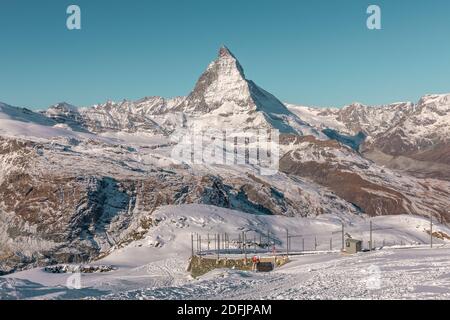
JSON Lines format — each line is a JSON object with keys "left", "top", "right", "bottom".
{"left": 417, "top": 94, "right": 450, "bottom": 114}
{"left": 173, "top": 46, "right": 251, "bottom": 114}
{"left": 49, "top": 102, "right": 78, "bottom": 112}
{"left": 216, "top": 45, "right": 245, "bottom": 78}
{"left": 218, "top": 45, "right": 235, "bottom": 58}
{"left": 173, "top": 46, "right": 321, "bottom": 136}
{"left": 419, "top": 93, "right": 450, "bottom": 104}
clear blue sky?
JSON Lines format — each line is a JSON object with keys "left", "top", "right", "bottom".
{"left": 1, "top": 0, "right": 450, "bottom": 109}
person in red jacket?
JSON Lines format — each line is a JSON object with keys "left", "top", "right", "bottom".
{"left": 252, "top": 256, "right": 260, "bottom": 271}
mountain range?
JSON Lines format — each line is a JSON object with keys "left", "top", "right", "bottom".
{"left": 0, "top": 46, "right": 449, "bottom": 274}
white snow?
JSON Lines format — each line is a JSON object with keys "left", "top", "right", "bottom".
{"left": 2, "top": 204, "right": 450, "bottom": 300}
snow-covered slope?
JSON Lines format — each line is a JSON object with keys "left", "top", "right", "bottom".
{"left": 3, "top": 204, "right": 450, "bottom": 300}
{"left": 370, "top": 94, "right": 450, "bottom": 158}
{"left": 287, "top": 101, "right": 416, "bottom": 137}
{"left": 287, "top": 95, "right": 449, "bottom": 147}
{"left": 0, "top": 128, "right": 364, "bottom": 274}
{"left": 287, "top": 95, "right": 450, "bottom": 178}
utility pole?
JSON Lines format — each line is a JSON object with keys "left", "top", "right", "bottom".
{"left": 191, "top": 234, "right": 194, "bottom": 257}
{"left": 207, "top": 233, "right": 210, "bottom": 252}
{"left": 243, "top": 232, "right": 247, "bottom": 261}
{"left": 267, "top": 230, "right": 270, "bottom": 253}
{"left": 330, "top": 238, "right": 332, "bottom": 251}
{"left": 430, "top": 213, "right": 433, "bottom": 249}
{"left": 217, "top": 234, "right": 220, "bottom": 260}
{"left": 302, "top": 238, "right": 305, "bottom": 252}
{"left": 370, "top": 221, "right": 373, "bottom": 252}
{"left": 286, "top": 229, "right": 289, "bottom": 256}
{"left": 289, "top": 237, "right": 291, "bottom": 254}
{"left": 341, "top": 222, "right": 345, "bottom": 251}
{"left": 314, "top": 237, "right": 317, "bottom": 251}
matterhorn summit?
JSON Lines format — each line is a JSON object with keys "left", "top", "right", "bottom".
{"left": 179, "top": 45, "right": 250, "bottom": 113}
{"left": 175, "top": 45, "right": 321, "bottom": 136}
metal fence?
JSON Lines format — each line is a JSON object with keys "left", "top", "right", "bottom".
{"left": 190, "top": 215, "right": 440, "bottom": 258}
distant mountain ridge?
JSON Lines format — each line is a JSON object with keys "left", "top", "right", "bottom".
{"left": 39, "top": 46, "right": 321, "bottom": 137}
{"left": 287, "top": 94, "right": 450, "bottom": 179}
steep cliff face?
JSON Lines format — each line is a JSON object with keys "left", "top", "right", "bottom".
{"left": 278, "top": 134, "right": 450, "bottom": 218}
{"left": 2, "top": 134, "right": 359, "bottom": 273}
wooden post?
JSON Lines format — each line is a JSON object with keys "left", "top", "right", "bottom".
{"left": 199, "top": 235, "right": 202, "bottom": 255}
{"left": 370, "top": 221, "right": 373, "bottom": 251}
{"left": 302, "top": 238, "right": 305, "bottom": 252}
{"left": 207, "top": 233, "right": 210, "bottom": 252}
{"left": 314, "top": 237, "right": 317, "bottom": 251}
{"left": 267, "top": 230, "right": 270, "bottom": 253}
{"left": 330, "top": 238, "right": 332, "bottom": 251}
{"left": 341, "top": 222, "right": 345, "bottom": 251}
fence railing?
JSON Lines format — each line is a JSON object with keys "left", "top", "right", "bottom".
{"left": 190, "top": 215, "right": 440, "bottom": 258}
